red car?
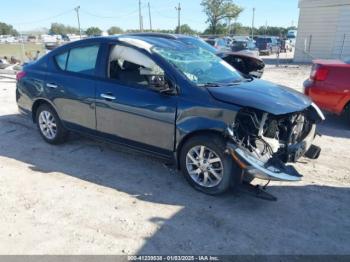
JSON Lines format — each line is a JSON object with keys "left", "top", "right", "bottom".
{"left": 304, "top": 59, "right": 350, "bottom": 120}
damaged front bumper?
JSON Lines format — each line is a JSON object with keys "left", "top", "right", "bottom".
{"left": 227, "top": 124, "right": 318, "bottom": 182}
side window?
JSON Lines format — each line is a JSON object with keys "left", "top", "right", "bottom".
{"left": 54, "top": 45, "right": 99, "bottom": 75}
{"left": 55, "top": 52, "right": 68, "bottom": 70}
{"left": 66, "top": 45, "right": 99, "bottom": 75}
{"left": 108, "top": 45, "right": 164, "bottom": 87}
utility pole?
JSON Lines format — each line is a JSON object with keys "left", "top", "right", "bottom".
{"left": 251, "top": 7, "right": 255, "bottom": 39}
{"left": 139, "top": 0, "right": 144, "bottom": 32}
{"left": 175, "top": 3, "right": 181, "bottom": 34}
{"left": 74, "top": 6, "right": 82, "bottom": 39}
{"left": 148, "top": 2, "right": 152, "bottom": 31}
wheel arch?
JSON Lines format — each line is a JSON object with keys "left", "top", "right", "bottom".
{"left": 175, "top": 129, "right": 226, "bottom": 169}
{"left": 31, "top": 98, "right": 59, "bottom": 123}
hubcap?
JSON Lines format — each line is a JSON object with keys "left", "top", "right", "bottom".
{"left": 38, "top": 110, "right": 57, "bottom": 140}
{"left": 186, "top": 145, "right": 224, "bottom": 188}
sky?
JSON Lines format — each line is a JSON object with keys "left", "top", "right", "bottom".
{"left": 1, "top": 0, "right": 300, "bottom": 32}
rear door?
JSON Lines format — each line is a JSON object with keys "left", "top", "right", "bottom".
{"left": 47, "top": 44, "right": 100, "bottom": 131}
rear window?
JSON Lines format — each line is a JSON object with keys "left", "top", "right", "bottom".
{"left": 217, "top": 39, "right": 226, "bottom": 46}
{"left": 256, "top": 38, "right": 272, "bottom": 43}
{"left": 343, "top": 57, "right": 350, "bottom": 64}
{"left": 205, "top": 40, "right": 215, "bottom": 46}
{"left": 54, "top": 44, "right": 99, "bottom": 75}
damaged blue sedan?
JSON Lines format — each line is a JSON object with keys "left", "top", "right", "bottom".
{"left": 16, "top": 35, "right": 324, "bottom": 196}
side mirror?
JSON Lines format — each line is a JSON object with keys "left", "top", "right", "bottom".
{"left": 149, "top": 75, "right": 175, "bottom": 94}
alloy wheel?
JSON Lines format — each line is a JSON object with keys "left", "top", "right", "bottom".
{"left": 185, "top": 145, "right": 224, "bottom": 188}
{"left": 38, "top": 110, "right": 57, "bottom": 140}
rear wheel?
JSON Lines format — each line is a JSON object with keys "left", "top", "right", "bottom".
{"left": 36, "top": 104, "right": 68, "bottom": 144}
{"left": 180, "top": 134, "right": 242, "bottom": 195}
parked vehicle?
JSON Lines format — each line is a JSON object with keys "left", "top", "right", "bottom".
{"left": 126, "top": 33, "right": 265, "bottom": 78}
{"left": 304, "top": 59, "right": 350, "bottom": 122}
{"left": 16, "top": 36, "right": 324, "bottom": 195}
{"left": 230, "top": 39, "right": 260, "bottom": 57}
{"left": 255, "top": 36, "right": 279, "bottom": 55}
{"left": 217, "top": 52, "right": 265, "bottom": 78}
{"left": 203, "top": 38, "right": 231, "bottom": 52}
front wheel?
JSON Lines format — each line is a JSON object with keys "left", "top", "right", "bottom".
{"left": 36, "top": 104, "right": 68, "bottom": 144}
{"left": 180, "top": 135, "right": 242, "bottom": 195}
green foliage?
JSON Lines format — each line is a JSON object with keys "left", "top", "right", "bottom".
{"left": 126, "top": 29, "right": 175, "bottom": 33}
{"left": 107, "top": 26, "right": 124, "bottom": 35}
{"left": 49, "top": 23, "right": 80, "bottom": 35}
{"left": 175, "top": 24, "right": 198, "bottom": 35}
{"left": 201, "top": 0, "right": 243, "bottom": 34}
{"left": 256, "top": 26, "right": 291, "bottom": 37}
{"left": 203, "top": 23, "right": 229, "bottom": 35}
{"left": 230, "top": 22, "right": 251, "bottom": 35}
{"left": 0, "top": 22, "right": 19, "bottom": 36}
{"left": 85, "top": 27, "right": 102, "bottom": 36}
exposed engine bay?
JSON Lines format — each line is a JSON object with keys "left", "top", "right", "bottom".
{"left": 228, "top": 105, "right": 323, "bottom": 181}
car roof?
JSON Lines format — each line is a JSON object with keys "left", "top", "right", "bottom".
{"left": 49, "top": 35, "right": 193, "bottom": 55}
{"left": 121, "top": 32, "right": 196, "bottom": 40}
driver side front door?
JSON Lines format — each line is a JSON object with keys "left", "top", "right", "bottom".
{"left": 95, "top": 44, "right": 177, "bottom": 158}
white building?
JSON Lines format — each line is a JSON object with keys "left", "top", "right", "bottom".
{"left": 294, "top": 0, "right": 350, "bottom": 62}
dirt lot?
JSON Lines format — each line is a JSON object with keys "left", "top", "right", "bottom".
{"left": 0, "top": 65, "right": 349, "bottom": 255}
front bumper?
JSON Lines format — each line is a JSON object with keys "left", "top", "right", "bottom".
{"left": 228, "top": 124, "right": 318, "bottom": 182}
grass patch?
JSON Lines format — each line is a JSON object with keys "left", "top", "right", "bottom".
{"left": 0, "top": 43, "right": 45, "bottom": 61}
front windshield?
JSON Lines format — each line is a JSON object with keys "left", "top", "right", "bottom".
{"left": 153, "top": 46, "right": 243, "bottom": 85}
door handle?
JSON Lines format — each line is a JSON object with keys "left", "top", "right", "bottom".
{"left": 46, "top": 83, "right": 58, "bottom": 89}
{"left": 101, "top": 93, "right": 116, "bottom": 101}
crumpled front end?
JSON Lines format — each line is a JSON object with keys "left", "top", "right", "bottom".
{"left": 227, "top": 103, "right": 325, "bottom": 182}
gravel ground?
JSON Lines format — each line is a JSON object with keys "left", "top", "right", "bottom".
{"left": 0, "top": 66, "right": 349, "bottom": 255}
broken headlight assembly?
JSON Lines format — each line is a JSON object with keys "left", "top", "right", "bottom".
{"left": 227, "top": 106, "right": 323, "bottom": 182}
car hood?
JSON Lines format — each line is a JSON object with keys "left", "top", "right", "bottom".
{"left": 207, "top": 79, "right": 312, "bottom": 115}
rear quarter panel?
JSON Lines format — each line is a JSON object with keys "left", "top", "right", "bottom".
{"left": 16, "top": 65, "right": 48, "bottom": 113}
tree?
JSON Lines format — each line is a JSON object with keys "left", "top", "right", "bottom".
{"left": 257, "top": 26, "right": 286, "bottom": 37}
{"left": 175, "top": 24, "right": 197, "bottom": 35}
{"left": 107, "top": 26, "right": 124, "bottom": 35}
{"left": 201, "top": 0, "right": 243, "bottom": 34}
{"left": 49, "top": 23, "right": 80, "bottom": 35}
{"left": 85, "top": 27, "right": 102, "bottom": 36}
{"left": 0, "top": 22, "right": 19, "bottom": 36}
{"left": 203, "top": 23, "right": 228, "bottom": 35}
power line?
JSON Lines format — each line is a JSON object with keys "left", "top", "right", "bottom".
{"left": 12, "top": 9, "right": 74, "bottom": 26}
{"left": 80, "top": 7, "right": 142, "bottom": 19}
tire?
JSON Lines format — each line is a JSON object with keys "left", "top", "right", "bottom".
{"left": 180, "top": 134, "right": 242, "bottom": 195}
{"left": 36, "top": 104, "right": 68, "bottom": 145}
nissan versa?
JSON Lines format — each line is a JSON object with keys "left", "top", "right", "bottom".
{"left": 16, "top": 35, "right": 325, "bottom": 195}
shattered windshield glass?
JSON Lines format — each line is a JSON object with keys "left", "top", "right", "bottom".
{"left": 152, "top": 45, "right": 243, "bottom": 86}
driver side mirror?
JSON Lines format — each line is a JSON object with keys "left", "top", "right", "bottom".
{"left": 140, "top": 67, "right": 175, "bottom": 94}
{"left": 149, "top": 75, "right": 175, "bottom": 94}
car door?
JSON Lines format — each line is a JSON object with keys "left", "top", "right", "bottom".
{"left": 95, "top": 43, "right": 177, "bottom": 157}
{"left": 46, "top": 44, "right": 100, "bottom": 131}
